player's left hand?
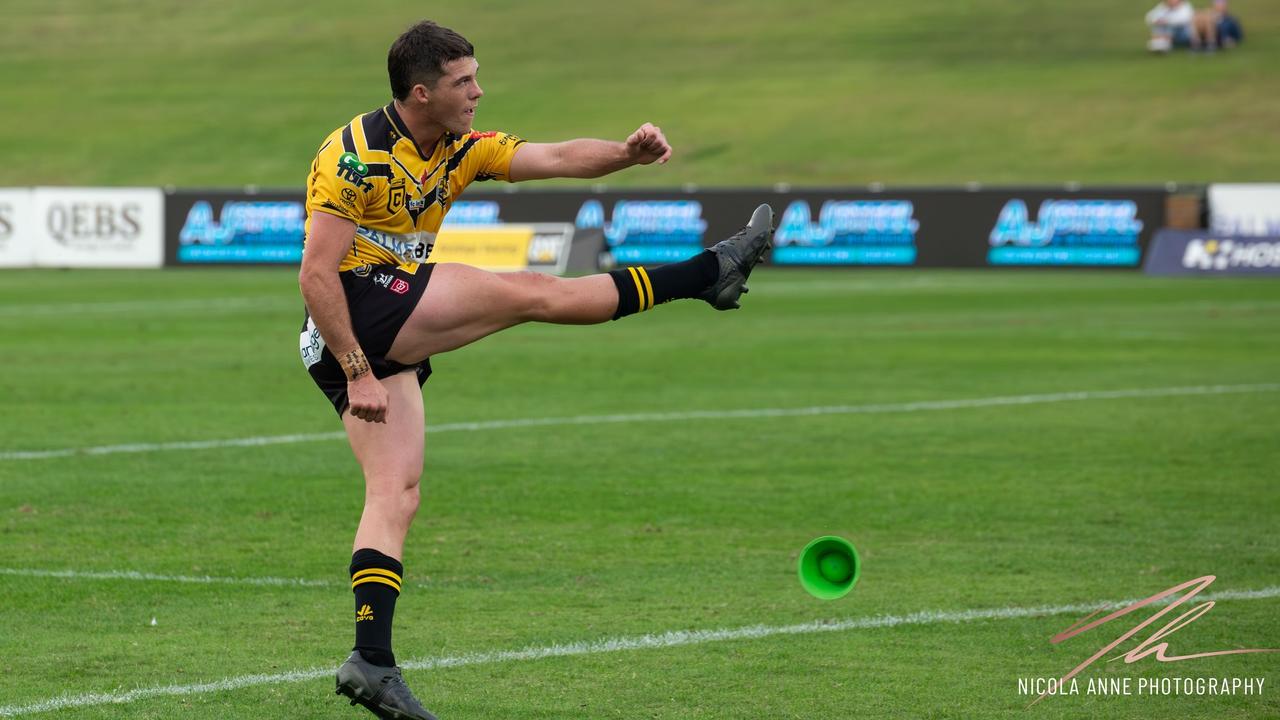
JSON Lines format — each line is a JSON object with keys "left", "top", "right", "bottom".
{"left": 625, "top": 123, "right": 673, "bottom": 165}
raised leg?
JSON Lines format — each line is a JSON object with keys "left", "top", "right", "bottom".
{"left": 387, "top": 263, "right": 621, "bottom": 363}
{"left": 386, "top": 205, "right": 774, "bottom": 365}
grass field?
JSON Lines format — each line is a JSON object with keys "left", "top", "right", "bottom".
{"left": 3, "top": 0, "right": 1280, "bottom": 188}
{"left": 0, "top": 268, "right": 1277, "bottom": 718}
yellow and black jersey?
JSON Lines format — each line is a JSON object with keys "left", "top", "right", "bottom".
{"left": 304, "top": 103, "right": 525, "bottom": 272}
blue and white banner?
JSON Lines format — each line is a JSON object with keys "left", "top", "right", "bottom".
{"left": 988, "top": 199, "right": 1144, "bottom": 266}
{"left": 173, "top": 193, "right": 305, "bottom": 264}
{"left": 1144, "top": 229, "right": 1280, "bottom": 276}
{"left": 772, "top": 199, "right": 919, "bottom": 265}
{"left": 576, "top": 199, "right": 707, "bottom": 264}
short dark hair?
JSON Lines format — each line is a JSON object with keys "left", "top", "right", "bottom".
{"left": 387, "top": 21, "right": 474, "bottom": 100}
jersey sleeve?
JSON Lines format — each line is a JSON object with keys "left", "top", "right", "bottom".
{"left": 460, "top": 131, "right": 526, "bottom": 184}
{"left": 306, "top": 133, "right": 379, "bottom": 223}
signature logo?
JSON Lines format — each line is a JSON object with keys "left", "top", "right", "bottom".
{"left": 1032, "top": 575, "right": 1278, "bottom": 707}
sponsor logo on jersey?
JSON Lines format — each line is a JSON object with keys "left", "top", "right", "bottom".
{"left": 387, "top": 180, "right": 407, "bottom": 215}
{"left": 337, "top": 152, "right": 373, "bottom": 191}
{"left": 355, "top": 226, "right": 437, "bottom": 264}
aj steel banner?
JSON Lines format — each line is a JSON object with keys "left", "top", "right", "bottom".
{"left": 455, "top": 187, "right": 1169, "bottom": 268}
{"left": 164, "top": 190, "right": 576, "bottom": 273}
{"left": 163, "top": 186, "right": 1169, "bottom": 270}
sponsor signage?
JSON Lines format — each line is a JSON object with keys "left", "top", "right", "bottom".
{"left": 1209, "top": 184, "right": 1280, "bottom": 237}
{"left": 0, "top": 188, "right": 34, "bottom": 268}
{"left": 773, "top": 199, "right": 919, "bottom": 265}
{"left": 576, "top": 199, "right": 707, "bottom": 264}
{"left": 165, "top": 193, "right": 575, "bottom": 273}
{"left": 430, "top": 225, "right": 568, "bottom": 272}
{"left": 167, "top": 190, "right": 305, "bottom": 264}
{"left": 988, "top": 198, "right": 1144, "bottom": 266}
{"left": 457, "top": 187, "right": 1166, "bottom": 268}
{"left": 442, "top": 202, "right": 575, "bottom": 273}
{"left": 33, "top": 187, "right": 163, "bottom": 268}
{"left": 159, "top": 186, "right": 1171, "bottom": 270}
{"left": 1144, "top": 229, "right": 1280, "bottom": 276}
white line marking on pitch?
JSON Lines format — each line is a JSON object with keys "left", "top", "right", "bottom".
{"left": 0, "top": 296, "right": 287, "bottom": 318}
{"left": 2, "top": 383, "right": 1277, "bottom": 462}
{"left": 0, "top": 567, "right": 337, "bottom": 588}
{"left": 2, "top": 584, "right": 1276, "bottom": 717}
{"left": 0, "top": 567, "right": 464, "bottom": 591}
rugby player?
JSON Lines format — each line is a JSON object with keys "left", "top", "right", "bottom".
{"left": 298, "top": 20, "right": 773, "bottom": 720}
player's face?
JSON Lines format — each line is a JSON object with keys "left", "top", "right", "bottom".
{"left": 425, "top": 57, "right": 483, "bottom": 135}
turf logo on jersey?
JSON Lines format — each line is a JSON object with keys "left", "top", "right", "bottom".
{"left": 337, "top": 152, "right": 373, "bottom": 191}
{"left": 390, "top": 278, "right": 409, "bottom": 295}
{"left": 356, "top": 604, "right": 374, "bottom": 622}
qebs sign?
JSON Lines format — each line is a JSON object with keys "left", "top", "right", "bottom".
{"left": 32, "top": 187, "right": 164, "bottom": 268}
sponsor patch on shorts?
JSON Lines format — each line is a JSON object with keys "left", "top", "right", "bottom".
{"left": 299, "top": 315, "right": 325, "bottom": 369}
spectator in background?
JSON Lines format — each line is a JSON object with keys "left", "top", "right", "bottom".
{"left": 1214, "top": 0, "right": 1244, "bottom": 48}
{"left": 1192, "top": 0, "right": 1245, "bottom": 50}
{"left": 1146, "top": 0, "right": 1198, "bottom": 53}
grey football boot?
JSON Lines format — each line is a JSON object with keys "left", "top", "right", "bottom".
{"left": 699, "top": 203, "right": 775, "bottom": 310}
{"left": 336, "top": 651, "right": 438, "bottom": 720}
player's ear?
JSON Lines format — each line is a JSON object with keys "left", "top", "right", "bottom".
{"left": 410, "top": 83, "right": 431, "bottom": 105}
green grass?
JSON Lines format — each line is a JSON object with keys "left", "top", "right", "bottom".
{"left": 2, "top": 1, "right": 1279, "bottom": 187}
{"left": 1, "top": 268, "right": 1278, "bottom": 718}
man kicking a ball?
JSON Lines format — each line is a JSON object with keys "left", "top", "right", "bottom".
{"left": 298, "top": 20, "right": 773, "bottom": 720}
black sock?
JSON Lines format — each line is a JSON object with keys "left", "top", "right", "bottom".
{"left": 608, "top": 251, "right": 718, "bottom": 319}
{"left": 350, "top": 548, "right": 403, "bottom": 667}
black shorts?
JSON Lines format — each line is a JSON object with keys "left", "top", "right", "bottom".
{"left": 299, "top": 263, "right": 435, "bottom": 416}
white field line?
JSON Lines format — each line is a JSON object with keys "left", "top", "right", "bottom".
{"left": 0, "top": 296, "right": 286, "bottom": 318}
{"left": 2, "top": 383, "right": 1278, "bottom": 462}
{"left": 2, "top": 585, "right": 1276, "bottom": 717}
{"left": 0, "top": 567, "right": 337, "bottom": 588}
{"left": 0, "top": 567, "right": 461, "bottom": 591}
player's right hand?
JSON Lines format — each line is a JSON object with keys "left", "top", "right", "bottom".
{"left": 347, "top": 374, "right": 389, "bottom": 424}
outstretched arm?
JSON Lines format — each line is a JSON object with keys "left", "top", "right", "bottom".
{"left": 507, "top": 123, "right": 672, "bottom": 181}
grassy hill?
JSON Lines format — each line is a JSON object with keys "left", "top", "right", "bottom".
{"left": 3, "top": 0, "right": 1278, "bottom": 187}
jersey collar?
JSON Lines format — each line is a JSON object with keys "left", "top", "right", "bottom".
{"left": 383, "top": 102, "right": 436, "bottom": 162}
